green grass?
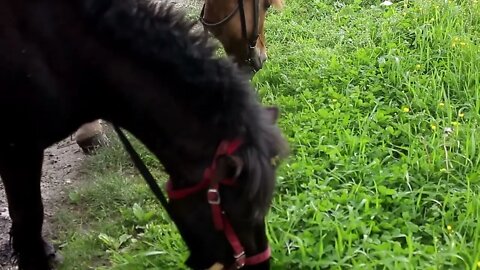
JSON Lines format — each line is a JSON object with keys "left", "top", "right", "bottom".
{"left": 53, "top": 137, "right": 189, "bottom": 269}
{"left": 52, "top": 0, "right": 480, "bottom": 269}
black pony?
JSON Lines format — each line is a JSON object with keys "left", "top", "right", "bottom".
{"left": 0, "top": 0, "right": 288, "bottom": 269}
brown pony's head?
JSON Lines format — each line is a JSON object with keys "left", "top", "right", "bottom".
{"left": 200, "top": 0, "right": 283, "bottom": 75}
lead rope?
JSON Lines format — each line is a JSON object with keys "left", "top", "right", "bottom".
{"left": 113, "top": 125, "right": 172, "bottom": 215}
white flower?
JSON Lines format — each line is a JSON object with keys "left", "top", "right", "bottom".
{"left": 380, "top": 1, "right": 393, "bottom": 6}
{"left": 444, "top": 127, "right": 453, "bottom": 135}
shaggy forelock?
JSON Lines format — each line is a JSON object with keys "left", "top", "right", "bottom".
{"left": 236, "top": 106, "right": 288, "bottom": 221}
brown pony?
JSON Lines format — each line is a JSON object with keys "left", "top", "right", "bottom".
{"left": 200, "top": 0, "right": 283, "bottom": 74}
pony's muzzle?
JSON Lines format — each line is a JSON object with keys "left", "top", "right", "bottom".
{"left": 252, "top": 49, "right": 267, "bottom": 71}
{"left": 207, "top": 262, "right": 224, "bottom": 270}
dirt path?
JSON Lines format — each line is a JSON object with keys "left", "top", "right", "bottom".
{"left": 0, "top": 136, "right": 89, "bottom": 270}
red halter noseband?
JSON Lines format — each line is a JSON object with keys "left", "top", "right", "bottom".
{"left": 166, "top": 139, "right": 271, "bottom": 269}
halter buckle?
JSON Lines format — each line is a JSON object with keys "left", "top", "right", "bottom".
{"left": 207, "top": 189, "right": 221, "bottom": 205}
{"left": 234, "top": 251, "right": 246, "bottom": 269}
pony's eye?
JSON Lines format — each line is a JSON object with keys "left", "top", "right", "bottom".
{"left": 264, "top": 0, "right": 271, "bottom": 10}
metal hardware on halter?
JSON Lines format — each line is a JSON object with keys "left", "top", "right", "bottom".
{"left": 207, "top": 188, "right": 221, "bottom": 204}
{"left": 234, "top": 251, "right": 246, "bottom": 268}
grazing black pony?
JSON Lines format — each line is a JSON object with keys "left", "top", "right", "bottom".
{"left": 0, "top": 0, "right": 288, "bottom": 269}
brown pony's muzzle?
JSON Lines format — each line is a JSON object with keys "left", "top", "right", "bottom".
{"left": 241, "top": 48, "right": 267, "bottom": 77}
{"left": 250, "top": 49, "right": 267, "bottom": 72}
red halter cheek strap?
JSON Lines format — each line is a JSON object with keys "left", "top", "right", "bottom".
{"left": 166, "top": 139, "right": 271, "bottom": 269}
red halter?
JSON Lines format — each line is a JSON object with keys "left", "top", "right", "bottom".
{"left": 166, "top": 139, "right": 271, "bottom": 269}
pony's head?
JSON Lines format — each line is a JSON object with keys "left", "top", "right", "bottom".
{"left": 200, "top": 0, "right": 283, "bottom": 75}
{"left": 166, "top": 106, "right": 287, "bottom": 269}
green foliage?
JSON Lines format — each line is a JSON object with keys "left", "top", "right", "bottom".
{"left": 254, "top": 0, "right": 480, "bottom": 268}
{"left": 53, "top": 0, "right": 480, "bottom": 269}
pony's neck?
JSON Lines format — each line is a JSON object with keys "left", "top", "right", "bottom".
{"left": 102, "top": 77, "right": 223, "bottom": 188}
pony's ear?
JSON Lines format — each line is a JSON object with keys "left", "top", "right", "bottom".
{"left": 213, "top": 155, "right": 244, "bottom": 182}
{"left": 265, "top": 106, "right": 279, "bottom": 124}
{"left": 270, "top": 0, "right": 284, "bottom": 10}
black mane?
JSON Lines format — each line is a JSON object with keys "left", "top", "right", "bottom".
{"left": 81, "top": 0, "right": 250, "bottom": 128}
{"left": 81, "top": 0, "right": 288, "bottom": 219}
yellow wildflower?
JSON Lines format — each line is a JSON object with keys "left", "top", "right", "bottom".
{"left": 402, "top": 107, "right": 410, "bottom": 113}
{"left": 459, "top": 112, "right": 465, "bottom": 118}
{"left": 431, "top": 124, "right": 437, "bottom": 130}
{"left": 439, "top": 102, "right": 445, "bottom": 107}
{"left": 332, "top": 99, "right": 337, "bottom": 103}
{"left": 452, "top": 121, "right": 460, "bottom": 127}
{"left": 460, "top": 42, "right": 467, "bottom": 46}
{"left": 415, "top": 64, "right": 421, "bottom": 70}
{"left": 447, "top": 225, "right": 452, "bottom": 231}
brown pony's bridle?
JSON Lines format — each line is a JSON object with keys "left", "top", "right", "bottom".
{"left": 199, "top": 0, "right": 261, "bottom": 71}
{"left": 114, "top": 126, "right": 271, "bottom": 269}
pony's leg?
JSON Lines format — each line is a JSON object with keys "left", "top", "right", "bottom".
{"left": 75, "top": 119, "right": 108, "bottom": 154}
{"left": 0, "top": 145, "right": 53, "bottom": 270}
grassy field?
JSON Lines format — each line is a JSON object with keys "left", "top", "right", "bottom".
{"left": 53, "top": 0, "right": 480, "bottom": 269}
